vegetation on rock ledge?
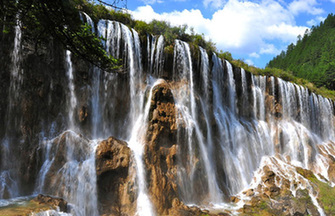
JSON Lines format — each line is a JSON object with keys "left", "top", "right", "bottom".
{"left": 2, "top": 0, "right": 335, "bottom": 100}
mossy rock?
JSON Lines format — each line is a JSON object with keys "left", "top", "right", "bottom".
{"left": 0, "top": 195, "right": 67, "bottom": 216}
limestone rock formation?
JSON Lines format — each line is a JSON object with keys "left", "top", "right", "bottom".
{"left": 95, "top": 136, "right": 136, "bottom": 216}
{"left": 143, "top": 82, "right": 210, "bottom": 215}
{"left": 0, "top": 194, "right": 67, "bottom": 215}
{"left": 145, "top": 82, "right": 179, "bottom": 215}
{"left": 33, "top": 194, "right": 68, "bottom": 212}
{"left": 234, "top": 155, "right": 335, "bottom": 216}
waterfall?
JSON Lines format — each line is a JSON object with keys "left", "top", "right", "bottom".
{"left": 240, "top": 68, "right": 248, "bottom": 117}
{"left": 83, "top": 12, "right": 95, "bottom": 33}
{"left": 147, "top": 35, "right": 164, "bottom": 77}
{"left": 127, "top": 80, "right": 166, "bottom": 216}
{"left": 0, "top": 18, "right": 22, "bottom": 199}
{"left": 36, "top": 131, "right": 99, "bottom": 216}
{"left": 66, "top": 50, "right": 77, "bottom": 130}
{"left": 225, "top": 60, "right": 237, "bottom": 114}
{"left": 154, "top": 35, "right": 165, "bottom": 77}
{"left": 2, "top": 11, "right": 335, "bottom": 216}
{"left": 173, "top": 41, "right": 223, "bottom": 204}
{"left": 96, "top": 19, "right": 154, "bottom": 215}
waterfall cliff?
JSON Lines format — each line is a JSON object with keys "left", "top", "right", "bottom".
{"left": 1, "top": 13, "right": 335, "bottom": 216}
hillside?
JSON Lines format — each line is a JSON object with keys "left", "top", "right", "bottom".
{"left": 267, "top": 13, "right": 335, "bottom": 90}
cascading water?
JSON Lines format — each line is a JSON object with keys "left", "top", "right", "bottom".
{"left": 36, "top": 31, "right": 99, "bottom": 215}
{"left": 2, "top": 10, "right": 335, "bottom": 216}
{"left": 0, "top": 18, "right": 22, "bottom": 199}
{"left": 36, "top": 131, "right": 99, "bottom": 216}
{"left": 96, "top": 19, "right": 154, "bottom": 216}
{"left": 65, "top": 50, "right": 77, "bottom": 130}
{"left": 81, "top": 12, "right": 95, "bottom": 33}
{"left": 173, "top": 40, "right": 223, "bottom": 204}
{"left": 127, "top": 80, "right": 165, "bottom": 216}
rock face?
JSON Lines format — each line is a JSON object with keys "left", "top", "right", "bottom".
{"left": 33, "top": 194, "right": 68, "bottom": 212}
{"left": 143, "top": 82, "right": 208, "bottom": 215}
{"left": 235, "top": 155, "right": 335, "bottom": 216}
{"left": 145, "top": 82, "right": 179, "bottom": 215}
{"left": 95, "top": 136, "right": 136, "bottom": 216}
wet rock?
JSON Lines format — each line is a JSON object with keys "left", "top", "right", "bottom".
{"left": 79, "top": 105, "right": 88, "bottom": 123}
{"left": 0, "top": 195, "right": 67, "bottom": 215}
{"left": 230, "top": 196, "right": 241, "bottom": 203}
{"left": 168, "top": 198, "right": 211, "bottom": 216}
{"left": 96, "top": 136, "right": 130, "bottom": 176}
{"left": 95, "top": 136, "right": 136, "bottom": 216}
{"left": 41, "top": 131, "right": 91, "bottom": 195}
{"left": 34, "top": 194, "right": 68, "bottom": 212}
{"left": 240, "top": 160, "right": 321, "bottom": 216}
{"left": 145, "top": 82, "right": 179, "bottom": 214}
{"left": 243, "top": 188, "right": 255, "bottom": 197}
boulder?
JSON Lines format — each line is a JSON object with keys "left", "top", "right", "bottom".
{"left": 95, "top": 136, "right": 136, "bottom": 216}
{"left": 96, "top": 136, "right": 130, "bottom": 176}
{"left": 34, "top": 194, "right": 68, "bottom": 212}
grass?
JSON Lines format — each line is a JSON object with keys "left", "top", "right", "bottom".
{"left": 296, "top": 167, "right": 335, "bottom": 215}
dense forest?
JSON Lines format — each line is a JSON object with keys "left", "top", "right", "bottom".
{"left": 267, "top": 13, "right": 335, "bottom": 90}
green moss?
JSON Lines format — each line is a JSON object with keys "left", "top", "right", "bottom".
{"left": 315, "top": 180, "right": 335, "bottom": 214}
{"left": 240, "top": 201, "right": 283, "bottom": 216}
{"left": 296, "top": 167, "right": 335, "bottom": 215}
{"left": 0, "top": 199, "right": 55, "bottom": 215}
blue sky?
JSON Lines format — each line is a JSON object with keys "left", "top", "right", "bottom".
{"left": 113, "top": 0, "right": 335, "bottom": 68}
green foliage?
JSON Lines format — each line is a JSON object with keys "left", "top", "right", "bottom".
{"left": 133, "top": 19, "right": 215, "bottom": 52}
{"left": 296, "top": 167, "right": 335, "bottom": 215}
{"left": 224, "top": 57, "right": 335, "bottom": 100}
{"left": 267, "top": 13, "right": 335, "bottom": 90}
{"left": 81, "top": 3, "right": 134, "bottom": 27}
{"left": 1, "top": 0, "right": 121, "bottom": 72}
{"left": 218, "top": 51, "right": 233, "bottom": 62}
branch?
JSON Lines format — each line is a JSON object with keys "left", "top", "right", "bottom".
{"left": 95, "top": 0, "right": 127, "bottom": 11}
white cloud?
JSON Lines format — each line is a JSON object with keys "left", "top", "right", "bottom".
{"left": 131, "top": 0, "right": 308, "bottom": 63}
{"left": 266, "top": 23, "right": 307, "bottom": 42}
{"left": 288, "top": 0, "right": 324, "bottom": 15}
{"left": 140, "top": 0, "right": 163, "bottom": 5}
{"left": 131, "top": 5, "right": 210, "bottom": 34}
{"left": 260, "top": 44, "right": 281, "bottom": 55}
{"left": 307, "top": 16, "right": 326, "bottom": 26}
{"left": 250, "top": 52, "right": 260, "bottom": 58}
{"left": 203, "top": 0, "right": 226, "bottom": 9}
{"left": 245, "top": 59, "right": 254, "bottom": 66}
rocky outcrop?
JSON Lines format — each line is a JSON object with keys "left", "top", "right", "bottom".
{"left": 145, "top": 82, "right": 179, "bottom": 215}
{"left": 33, "top": 194, "right": 68, "bottom": 212}
{"left": 234, "top": 155, "right": 335, "bottom": 216}
{"left": 39, "top": 131, "right": 91, "bottom": 195}
{"left": 0, "top": 194, "right": 67, "bottom": 215}
{"left": 95, "top": 136, "right": 136, "bottom": 216}
{"left": 143, "top": 82, "right": 210, "bottom": 215}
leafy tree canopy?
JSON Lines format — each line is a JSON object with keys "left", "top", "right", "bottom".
{"left": 1, "top": 0, "right": 125, "bottom": 72}
{"left": 267, "top": 13, "right": 335, "bottom": 90}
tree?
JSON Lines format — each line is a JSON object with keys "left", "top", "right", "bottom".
{"left": 1, "top": 0, "right": 126, "bottom": 72}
